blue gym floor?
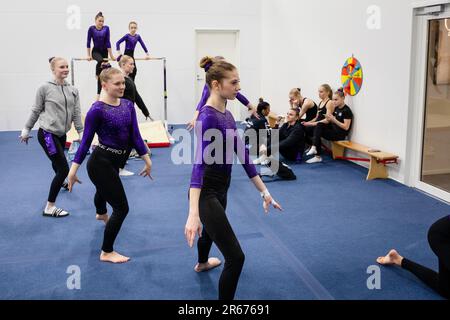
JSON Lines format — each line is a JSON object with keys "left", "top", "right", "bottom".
{"left": 0, "top": 129, "right": 448, "bottom": 300}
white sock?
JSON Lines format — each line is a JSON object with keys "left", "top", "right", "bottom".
{"left": 307, "top": 146, "right": 317, "bottom": 156}
{"left": 45, "top": 204, "right": 55, "bottom": 213}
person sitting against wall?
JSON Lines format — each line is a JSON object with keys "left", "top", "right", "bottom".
{"left": 302, "top": 84, "right": 335, "bottom": 146}
{"left": 289, "top": 87, "right": 317, "bottom": 123}
{"left": 305, "top": 88, "right": 353, "bottom": 164}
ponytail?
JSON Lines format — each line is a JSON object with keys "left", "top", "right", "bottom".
{"left": 257, "top": 98, "right": 270, "bottom": 114}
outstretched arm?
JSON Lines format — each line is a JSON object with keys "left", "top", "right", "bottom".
{"left": 236, "top": 92, "right": 259, "bottom": 119}
{"left": 138, "top": 35, "right": 149, "bottom": 54}
{"left": 116, "top": 34, "right": 126, "bottom": 52}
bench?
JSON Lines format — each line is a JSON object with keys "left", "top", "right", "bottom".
{"left": 331, "top": 141, "right": 399, "bottom": 180}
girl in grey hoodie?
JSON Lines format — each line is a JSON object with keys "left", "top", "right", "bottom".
{"left": 20, "top": 57, "right": 84, "bottom": 218}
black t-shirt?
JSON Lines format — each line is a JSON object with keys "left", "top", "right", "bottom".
{"left": 333, "top": 105, "right": 353, "bottom": 133}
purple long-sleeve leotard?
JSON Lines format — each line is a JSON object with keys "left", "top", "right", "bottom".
{"left": 196, "top": 85, "right": 250, "bottom": 111}
{"left": 73, "top": 99, "right": 147, "bottom": 165}
{"left": 116, "top": 34, "right": 149, "bottom": 53}
{"left": 87, "top": 26, "right": 112, "bottom": 50}
{"left": 190, "top": 105, "right": 258, "bottom": 189}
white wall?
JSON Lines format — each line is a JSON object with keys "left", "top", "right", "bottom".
{"left": 0, "top": 0, "right": 262, "bottom": 129}
{"left": 260, "top": 0, "right": 419, "bottom": 182}
{"left": 1, "top": 0, "right": 436, "bottom": 183}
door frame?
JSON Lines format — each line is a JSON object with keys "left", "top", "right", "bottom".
{"left": 406, "top": 1, "right": 450, "bottom": 203}
{"left": 194, "top": 29, "right": 241, "bottom": 119}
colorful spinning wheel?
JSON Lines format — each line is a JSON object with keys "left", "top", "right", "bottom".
{"left": 341, "top": 56, "right": 363, "bottom": 96}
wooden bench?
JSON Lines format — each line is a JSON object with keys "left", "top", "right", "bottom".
{"left": 331, "top": 141, "right": 399, "bottom": 180}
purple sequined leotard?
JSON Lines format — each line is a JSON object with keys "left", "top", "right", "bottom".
{"left": 87, "top": 26, "right": 111, "bottom": 50}
{"left": 190, "top": 105, "right": 258, "bottom": 189}
{"left": 116, "top": 34, "right": 149, "bottom": 53}
{"left": 73, "top": 99, "right": 147, "bottom": 165}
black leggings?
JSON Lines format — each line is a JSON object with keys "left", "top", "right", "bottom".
{"left": 197, "top": 168, "right": 245, "bottom": 300}
{"left": 401, "top": 216, "right": 450, "bottom": 299}
{"left": 245, "top": 127, "right": 269, "bottom": 158}
{"left": 312, "top": 123, "right": 347, "bottom": 156}
{"left": 303, "top": 125, "right": 314, "bottom": 145}
{"left": 87, "top": 147, "right": 129, "bottom": 253}
{"left": 124, "top": 49, "right": 137, "bottom": 81}
{"left": 267, "top": 130, "right": 305, "bottom": 162}
{"left": 92, "top": 47, "right": 108, "bottom": 94}
{"left": 37, "top": 128, "right": 69, "bottom": 203}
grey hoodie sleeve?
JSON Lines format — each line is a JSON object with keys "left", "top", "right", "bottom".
{"left": 24, "top": 86, "right": 46, "bottom": 131}
{"left": 72, "top": 88, "right": 84, "bottom": 133}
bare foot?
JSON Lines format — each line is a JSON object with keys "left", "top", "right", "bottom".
{"left": 100, "top": 251, "right": 130, "bottom": 264}
{"left": 96, "top": 214, "right": 109, "bottom": 225}
{"left": 194, "top": 257, "right": 222, "bottom": 273}
{"left": 377, "top": 249, "right": 404, "bottom": 266}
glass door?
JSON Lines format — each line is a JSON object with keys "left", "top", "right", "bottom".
{"left": 421, "top": 17, "right": 450, "bottom": 194}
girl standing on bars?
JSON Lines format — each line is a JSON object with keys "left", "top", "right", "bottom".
{"left": 86, "top": 12, "right": 115, "bottom": 97}
{"left": 116, "top": 21, "right": 151, "bottom": 81}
